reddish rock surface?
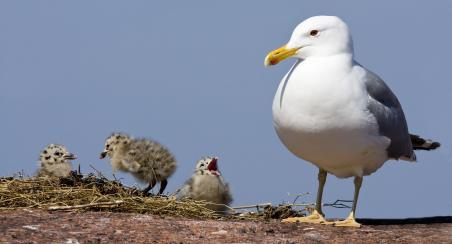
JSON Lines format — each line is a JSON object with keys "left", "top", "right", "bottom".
{"left": 0, "top": 209, "right": 451, "bottom": 243}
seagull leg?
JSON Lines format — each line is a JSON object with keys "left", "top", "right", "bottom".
{"left": 334, "top": 176, "right": 362, "bottom": 228}
{"left": 282, "top": 169, "right": 331, "bottom": 224}
{"left": 142, "top": 178, "right": 157, "bottom": 194}
{"left": 158, "top": 179, "right": 168, "bottom": 195}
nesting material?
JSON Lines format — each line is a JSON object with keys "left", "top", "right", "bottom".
{"left": 0, "top": 173, "right": 218, "bottom": 219}
{"left": 0, "top": 173, "right": 305, "bottom": 221}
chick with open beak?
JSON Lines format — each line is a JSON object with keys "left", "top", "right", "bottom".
{"left": 176, "top": 156, "right": 232, "bottom": 213}
{"left": 206, "top": 157, "right": 221, "bottom": 176}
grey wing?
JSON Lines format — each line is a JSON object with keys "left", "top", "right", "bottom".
{"left": 363, "top": 68, "right": 414, "bottom": 160}
{"left": 175, "top": 178, "right": 193, "bottom": 200}
{"left": 218, "top": 176, "right": 233, "bottom": 204}
{"left": 221, "top": 182, "right": 233, "bottom": 206}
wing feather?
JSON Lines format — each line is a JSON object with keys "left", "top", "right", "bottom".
{"left": 362, "top": 67, "right": 414, "bottom": 160}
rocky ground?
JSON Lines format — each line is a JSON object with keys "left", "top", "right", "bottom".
{"left": 0, "top": 209, "right": 451, "bottom": 243}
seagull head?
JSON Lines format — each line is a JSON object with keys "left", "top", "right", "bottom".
{"left": 195, "top": 156, "right": 221, "bottom": 176}
{"left": 100, "top": 133, "right": 132, "bottom": 159}
{"left": 265, "top": 16, "right": 353, "bottom": 66}
{"left": 40, "top": 144, "right": 77, "bottom": 166}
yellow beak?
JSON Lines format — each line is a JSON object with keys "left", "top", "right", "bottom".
{"left": 264, "top": 45, "right": 300, "bottom": 67}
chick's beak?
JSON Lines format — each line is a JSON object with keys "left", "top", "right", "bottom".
{"left": 207, "top": 157, "right": 221, "bottom": 176}
{"left": 207, "top": 157, "right": 218, "bottom": 171}
{"left": 63, "top": 153, "right": 77, "bottom": 160}
{"left": 264, "top": 45, "right": 301, "bottom": 66}
{"left": 100, "top": 151, "right": 107, "bottom": 159}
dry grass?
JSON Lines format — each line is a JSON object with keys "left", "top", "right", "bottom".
{"left": 0, "top": 173, "right": 222, "bottom": 219}
{"left": 0, "top": 172, "right": 305, "bottom": 221}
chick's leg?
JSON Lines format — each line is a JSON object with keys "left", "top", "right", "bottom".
{"left": 334, "top": 176, "right": 362, "bottom": 228}
{"left": 158, "top": 179, "right": 168, "bottom": 195}
{"left": 282, "top": 168, "right": 331, "bottom": 224}
{"left": 142, "top": 178, "right": 157, "bottom": 194}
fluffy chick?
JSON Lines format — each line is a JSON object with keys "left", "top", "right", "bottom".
{"left": 100, "top": 133, "right": 177, "bottom": 195}
{"left": 37, "top": 144, "right": 77, "bottom": 177}
{"left": 177, "top": 157, "right": 233, "bottom": 213}
{"left": 99, "top": 133, "right": 133, "bottom": 172}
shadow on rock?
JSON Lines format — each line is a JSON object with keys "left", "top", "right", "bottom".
{"left": 358, "top": 216, "right": 452, "bottom": 225}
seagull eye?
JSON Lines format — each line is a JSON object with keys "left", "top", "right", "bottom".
{"left": 309, "top": 30, "right": 319, "bottom": 37}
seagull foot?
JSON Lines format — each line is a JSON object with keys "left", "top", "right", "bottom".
{"left": 334, "top": 212, "right": 361, "bottom": 228}
{"left": 282, "top": 210, "right": 331, "bottom": 224}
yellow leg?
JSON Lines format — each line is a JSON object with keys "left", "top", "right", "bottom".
{"left": 334, "top": 176, "right": 362, "bottom": 228}
{"left": 282, "top": 169, "right": 333, "bottom": 224}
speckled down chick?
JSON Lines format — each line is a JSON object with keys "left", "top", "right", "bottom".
{"left": 177, "top": 157, "right": 233, "bottom": 213}
{"left": 37, "top": 144, "right": 77, "bottom": 178}
{"left": 99, "top": 133, "right": 133, "bottom": 172}
{"left": 100, "top": 133, "right": 177, "bottom": 194}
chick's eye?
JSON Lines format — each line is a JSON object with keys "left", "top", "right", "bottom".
{"left": 309, "top": 30, "right": 319, "bottom": 36}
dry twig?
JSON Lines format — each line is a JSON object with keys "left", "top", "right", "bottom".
{"left": 48, "top": 200, "right": 124, "bottom": 210}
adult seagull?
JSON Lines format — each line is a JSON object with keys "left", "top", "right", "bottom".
{"left": 264, "top": 16, "right": 440, "bottom": 227}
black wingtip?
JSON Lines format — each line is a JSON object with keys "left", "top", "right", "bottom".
{"left": 429, "top": 141, "right": 441, "bottom": 150}
{"left": 410, "top": 134, "right": 440, "bottom": 151}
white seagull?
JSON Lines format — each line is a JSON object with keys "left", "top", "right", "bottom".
{"left": 265, "top": 16, "right": 440, "bottom": 227}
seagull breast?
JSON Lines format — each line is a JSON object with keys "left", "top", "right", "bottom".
{"left": 272, "top": 57, "right": 390, "bottom": 178}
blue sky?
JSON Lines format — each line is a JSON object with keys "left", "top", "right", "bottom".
{"left": 1, "top": 1, "right": 451, "bottom": 218}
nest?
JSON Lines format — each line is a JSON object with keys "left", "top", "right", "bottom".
{"left": 234, "top": 204, "right": 306, "bottom": 221}
{"left": 0, "top": 171, "right": 306, "bottom": 221}
{"left": 0, "top": 172, "right": 224, "bottom": 219}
